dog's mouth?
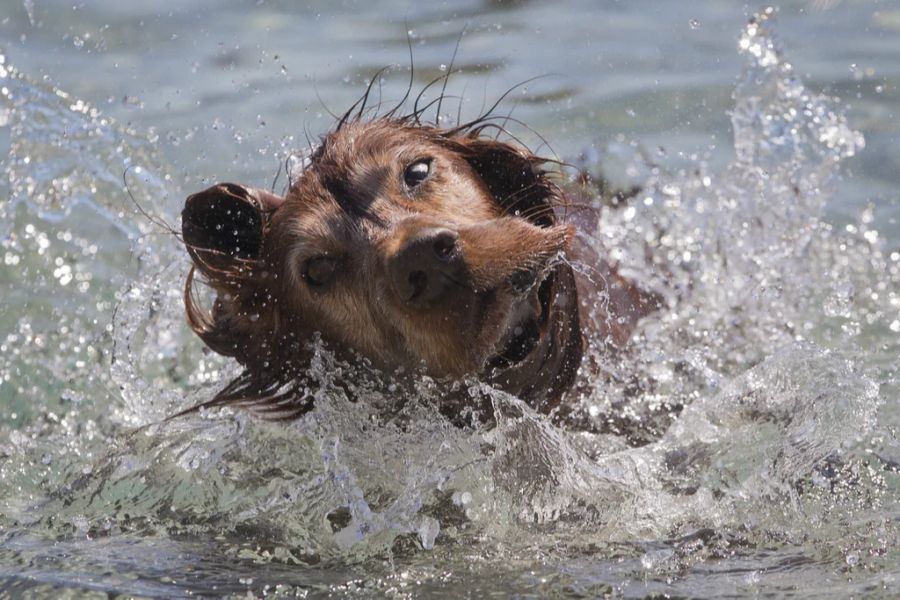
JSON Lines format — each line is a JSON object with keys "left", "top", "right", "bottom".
{"left": 451, "top": 219, "right": 571, "bottom": 374}
{"left": 383, "top": 217, "right": 571, "bottom": 377}
{"left": 486, "top": 268, "right": 555, "bottom": 370}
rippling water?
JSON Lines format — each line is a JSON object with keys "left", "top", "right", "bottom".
{"left": 1, "top": 2, "right": 898, "bottom": 598}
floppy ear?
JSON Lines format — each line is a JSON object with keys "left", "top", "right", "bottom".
{"left": 182, "top": 183, "right": 287, "bottom": 366}
{"left": 458, "top": 138, "right": 558, "bottom": 228}
{"left": 182, "top": 183, "right": 284, "bottom": 279}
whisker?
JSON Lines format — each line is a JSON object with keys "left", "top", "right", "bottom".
{"left": 412, "top": 73, "right": 459, "bottom": 123}
{"left": 436, "top": 24, "right": 467, "bottom": 124}
{"left": 411, "top": 94, "right": 461, "bottom": 124}
{"left": 449, "top": 74, "right": 553, "bottom": 135}
{"left": 456, "top": 80, "right": 469, "bottom": 127}
{"left": 270, "top": 159, "right": 283, "bottom": 194}
{"left": 356, "top": 65, "right": 393, "bottom": 121}
{"left": 385, "top": 24, "right": 416, "bottom": 118}
{"left": 337, "top": 65, "right": 393, "bottom": 131}
{"left": 312, "top": 79, "right": 340, "bottom": 121}
{"left": 122, "top": 165, "right": 179, "bottom": 237}
{"left": 471, "top": 114, "right": 560, "bottom": 161}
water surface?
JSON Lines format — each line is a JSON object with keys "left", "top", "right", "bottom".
{"left": 1, "top": 2, "right": 898, "bottom": 598}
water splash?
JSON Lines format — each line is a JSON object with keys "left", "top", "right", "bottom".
{"left": 574, "top": 9, "right": 889, "bottom": 439}
{"left": 0, "top": 11, "right": 897, "bottom": 597}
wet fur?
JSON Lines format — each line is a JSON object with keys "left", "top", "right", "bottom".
{"left": 179, "top": 102, "right": 652, "bottom": 422}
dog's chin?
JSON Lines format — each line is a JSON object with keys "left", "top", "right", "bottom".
{"left": 424, "top": 266, "right": 548, "bottom": 378}
{"left": 373, "top": 291, "right": 533, "bottom": 380}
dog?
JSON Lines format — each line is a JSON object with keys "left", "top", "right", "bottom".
{"left": 178, "top": 101, "right": 656, "bottom": 424}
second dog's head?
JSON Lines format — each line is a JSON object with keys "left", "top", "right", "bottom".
{"left": 182, "top": 117, "right": 581, "bottom": 412}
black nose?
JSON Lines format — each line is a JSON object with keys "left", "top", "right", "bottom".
{"left": 388, "top": 228, "right": 462, "bottom": 304}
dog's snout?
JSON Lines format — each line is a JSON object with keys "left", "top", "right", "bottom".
{"left": 389, "top": 228, "right": 461, "bottom": 304}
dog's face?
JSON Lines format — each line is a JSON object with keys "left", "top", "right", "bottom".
{"left": 183, "top": 118, "right": 575, "bottom": 391}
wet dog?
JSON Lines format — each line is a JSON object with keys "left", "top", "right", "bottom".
{"left": 179, "top": 104, "right": 655, "bottom": 423}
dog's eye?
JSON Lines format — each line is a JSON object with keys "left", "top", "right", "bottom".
{"left": 403, "top": 159, "right": 432, "bottom": 189}
{"left": 302, "top": 256, "right": 337, "bottom": 287}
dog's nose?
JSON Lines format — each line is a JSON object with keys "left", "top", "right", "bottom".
{"left": 388, "top": 228, "right": 462, "bottom": 304}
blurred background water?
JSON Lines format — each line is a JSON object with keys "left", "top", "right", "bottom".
{"left": 0, "top": 1, "right": 898, "bottom": 598}
{"left": 3, "top": 0, "right": 899, "bottom": 230}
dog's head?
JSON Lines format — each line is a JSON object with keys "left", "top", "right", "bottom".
{"left": 182, "top": 118, "right": 582, "bottom": 414}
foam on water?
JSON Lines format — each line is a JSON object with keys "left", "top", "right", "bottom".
{"left": 0, "top": 12, "right": 897, "bottom": 597}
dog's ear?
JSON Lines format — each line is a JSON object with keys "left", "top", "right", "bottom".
{"left": 182, "top": 183, "right": 284, "bottom": 280}
{"left": 182, "top": 183, "right": 286, "bottom": 367}
{"left": 458, "top": 137, "right": 558, "bottom": 227}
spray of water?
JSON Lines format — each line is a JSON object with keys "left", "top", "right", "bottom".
{"left": 0, "top": 9, "right": 896, "bottom": 596}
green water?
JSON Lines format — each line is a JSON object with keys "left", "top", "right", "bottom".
{"left": 1, "top": 2, "right": 897, "bottom": 598}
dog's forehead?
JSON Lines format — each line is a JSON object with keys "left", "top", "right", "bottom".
{"left": 295, "top": 122, "right": 463, "bottom": 195}
{"left": 278, "top": 120, "right": 501, "bottom": 236}
{"left": 291, "top": 123, "right": 425, "bottom": 198}
{"left": 323, "top": 121, "right": 442, "bottom": 165}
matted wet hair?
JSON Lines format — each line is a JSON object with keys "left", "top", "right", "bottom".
{"left": 176, "top": 69, "right": 577, "bottom": 420}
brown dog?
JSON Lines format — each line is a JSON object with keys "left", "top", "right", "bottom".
{"left": 179, "top": 110, "right": 653, "bottom": 423}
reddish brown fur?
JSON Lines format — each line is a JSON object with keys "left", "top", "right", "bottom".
{"left": 179, "top": 116, "right": 654, "bottom": 422}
